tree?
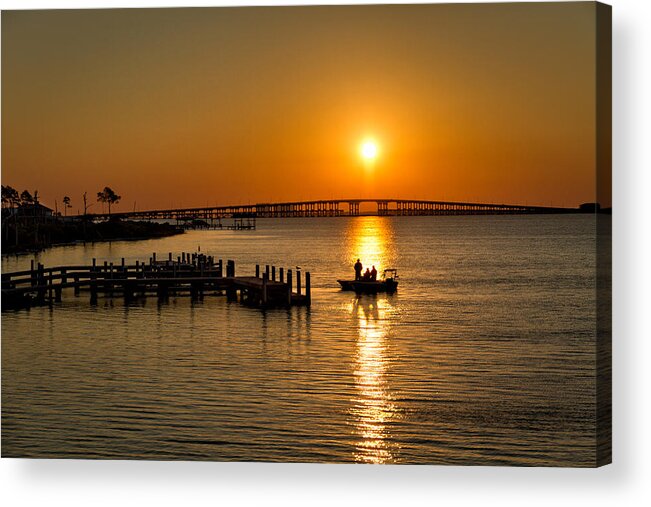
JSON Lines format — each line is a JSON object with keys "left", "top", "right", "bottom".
{"left": 2, "top": 185, "right": 19, "bottom": 208}
{"left": 97, "top": 186, "right": 121, "bottom": 215}
{"left": 62, "top": 196, "right": 71, "bottom": 216}
{"left": 20, "top": 190, "right": 33, "bottom": 206}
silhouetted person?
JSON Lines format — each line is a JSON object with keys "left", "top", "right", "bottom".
{"left": 354, "top": 259, "right": 363, "bottom": 281}
{"left": 363, "top": 268, "right": 371, "bottom": 281}
{"left": 370, "top": 265, "right": 377, "bottom": 281}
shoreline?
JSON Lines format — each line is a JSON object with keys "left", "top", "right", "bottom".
{"left": 1, "top": 219, "right": 184, "bottom": 256}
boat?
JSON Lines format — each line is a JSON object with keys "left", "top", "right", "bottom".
{"left": 338, "top": 268, "right": 399, "bottom": 294}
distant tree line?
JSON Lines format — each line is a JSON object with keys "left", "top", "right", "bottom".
{"left": 1, "top": 185, "right": 40, "bottom": 208}
{"left": 2, "top": 185, "right": 122, "bottom": 216}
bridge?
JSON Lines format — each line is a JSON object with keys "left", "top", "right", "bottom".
{"left": 79, "top": 198, "right": 578, "bottom": 222}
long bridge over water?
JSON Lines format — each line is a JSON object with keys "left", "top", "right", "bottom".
{"left": 81, "top": 198, "right": 579, "bottom": 222}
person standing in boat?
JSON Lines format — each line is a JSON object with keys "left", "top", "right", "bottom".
{"left": 370, "top": 265, "right": 377, "bottom": 281}
{"left": 354, "top": 259, "right": 363, "bottom": 281}
{"left": 363, "top": 268, "right": 372, "bottom": 281}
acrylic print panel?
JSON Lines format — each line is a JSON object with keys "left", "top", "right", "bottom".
{"left": 1, "top": 2, "right": 611, "bottom": 466}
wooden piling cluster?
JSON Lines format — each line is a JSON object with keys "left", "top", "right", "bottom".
{"left": 1, "top": 253, "right": 311, "bottom": 310}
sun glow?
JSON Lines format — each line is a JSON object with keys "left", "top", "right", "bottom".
{"left": 360, "top": 139, "right": 379, "bottom": 162}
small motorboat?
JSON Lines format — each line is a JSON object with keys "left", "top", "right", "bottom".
{"left": 338, "top": 269, "right": 399, "bottom": 294}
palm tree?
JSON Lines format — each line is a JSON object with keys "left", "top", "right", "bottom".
{"left": 97, "top": 187, "right": 121, "bottom": 215}
{"left": 62, "top": 196, "right": 71, "bottom": 216}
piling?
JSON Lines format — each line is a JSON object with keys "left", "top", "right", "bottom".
{"left": 256, "top": 264, "right": 260, "bottom": 278}
{"left": 287, "top": 269, "right": 293, "bottom": 306}
{"left": 90, "top": 280, "right": 98, "bottom": 304}
{"left": 297, "top": 270, "right": 302, "bottom": 296}
{"left": 279, "top": 267, "right": 284, "bottom": 284}
{"left": 262, "top": 272, "right": 268, "bottom": 306}
{"left": 36, "top": 263, "right": 45, "bottom": 303}
{"left": 272, "top": 266, "right": 276, "bottom": 282}
{"left": 305, "top": 272, "right": 311, "bottom": 306}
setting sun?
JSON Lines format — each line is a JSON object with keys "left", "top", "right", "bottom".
{"left": 360, "top": 139, "right": 379, "bottom": 162}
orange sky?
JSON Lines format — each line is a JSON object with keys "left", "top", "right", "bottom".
{"left": 2, "top": 3, "right": 604, "bottom": 212}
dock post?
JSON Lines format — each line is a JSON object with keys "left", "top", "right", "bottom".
{"left": 61, "top": 268, "right": 67, "bottom": 284}
{"left": 55, "top": 286, "right": 62, "bottom": 302}
{"left": 256, "top": 264, "right": 260, "bottom": 278}
{"left": 74, "top": 274, "right": 80, "bottom": 296}
{"left": 265, "top": 265, "right": 270, "bottom": 280}
{"left": 92, "top": 258, "right": 96, "bottom": 272}
{"left": 218, "top": 259, "right": 223, "bottom": 277}
{"left": 90, "top": 280, "right": 98, "bottom": 305}
{"left": 157, "top": 282, "right": 168, "bottom": 302}
{"left": 168, "top": 252, "right": 172, "bottom": 262}
{"left": 182, "top": 252, "right": 186, "bottom": 263}
{"left": 124, "top": 280, "right": 134, "bottom": 303}
{"left": 226, "top": 280, "right": 237, "bottom": 302}
{"left": 297, "top": 270, "right": 302, "bottom": 296}
{"left": 305, "top": 272, "right": 311, "bottom": 306}
{"left": 262, "top": 272, "right": 268, "bottom": 306}
{"left": 287, "top": 269, "right": 293, "bottom": 306}
{"left": 48, "top": 271, "right": 54, "bottom": 302}
{"left": 31, "top": 260, "right": 36, "bottom": 287}
{"left": 279, "top": 267, "right": 284, "bottom": 284}
{"left": 121, "top": 257, "right": 125, "bottom": 269}
{"left": 36, "top": 263, "right": 46, "bottom": 303}
{"left": 272, "top": 266, "right": 276, "bottom": 282}
{"left": 152, "top": 252, "right": 157, "bottom": 264}
{"left": 109, "top": 262, "right": 114, "bottom": 297}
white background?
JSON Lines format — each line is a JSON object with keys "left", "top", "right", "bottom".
{"left": 0, "top": 0, "right": 648, "bottom": 505}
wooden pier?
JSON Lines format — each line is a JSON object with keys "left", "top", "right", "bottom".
{"left": 1, "top": 253, "right": 310, "bottom": 310}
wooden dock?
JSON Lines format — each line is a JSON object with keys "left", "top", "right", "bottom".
{"left": 1, "top": 253, "right": 310, "bottom": 310}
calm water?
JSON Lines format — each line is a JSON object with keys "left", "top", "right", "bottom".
{"left": 2, "top": 215, "right": 598, "bottom": 465}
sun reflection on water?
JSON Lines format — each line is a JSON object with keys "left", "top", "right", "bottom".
{"left": 345, "top": 215, "right": 394, "bottom": 274}
{"left": 345, "top": 216, "right": 398, "bottom": 464}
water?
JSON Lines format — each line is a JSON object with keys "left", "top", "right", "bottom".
{"left": 1, "top": 215, "right": 598, "bottom": 465}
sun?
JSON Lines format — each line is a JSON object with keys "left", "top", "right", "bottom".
{"left": 360, "top": 139, "right": 379, "bottom": 162}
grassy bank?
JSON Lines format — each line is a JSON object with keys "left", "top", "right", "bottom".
{"left": 1, "top": 218, "right": 184, "bottom": 255}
